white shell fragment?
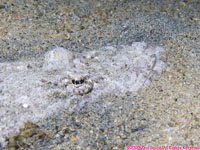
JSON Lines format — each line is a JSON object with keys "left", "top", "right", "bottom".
{"left": 0, "top": 42, "right": 166, "bottom": 146}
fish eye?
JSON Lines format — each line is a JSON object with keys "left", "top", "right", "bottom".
{"left": 72, "top": 79, "right": 75, "bottom": 84}
{"left": 80, "top": 79, "right": 84, "bottom": 84}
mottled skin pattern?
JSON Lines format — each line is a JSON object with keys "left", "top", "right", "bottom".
{"left": 0, "top": 42, "right": 166, "bottom": 146}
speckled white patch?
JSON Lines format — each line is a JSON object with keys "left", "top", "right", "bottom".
{"left": 0, "top": 42, "right": 166, "bottom": 147}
